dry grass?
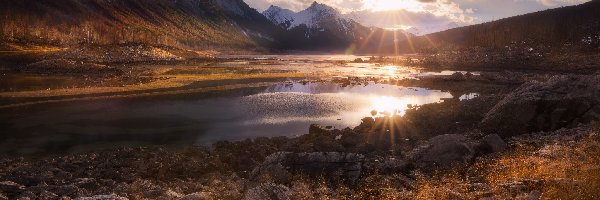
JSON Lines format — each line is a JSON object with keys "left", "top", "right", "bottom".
{"left": 0, "top": 72, "right": 313, "bottom": 99}
{"left": 411, "top": 126, "right": 600, "bottom": 199}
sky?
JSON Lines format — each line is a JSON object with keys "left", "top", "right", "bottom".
{"left": 244, "top": 0, "right": 590, "bottom": 34}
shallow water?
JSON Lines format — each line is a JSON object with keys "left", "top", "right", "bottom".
{"left": 0, "top": 82, "right": 465, "bottom": 155}
{"left": 0, "top": 74, "right": 83, "bottom": 92}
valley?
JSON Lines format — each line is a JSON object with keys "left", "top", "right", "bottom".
{"left": 0, "top": 0, "right": 599, "bottom": 199}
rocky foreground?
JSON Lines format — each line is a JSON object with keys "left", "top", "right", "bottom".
{"left": 1, "top": 75, "right": 600, "bottom": 199}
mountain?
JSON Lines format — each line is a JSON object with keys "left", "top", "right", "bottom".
{"left": 397, "top": 0, "right": 600, "bottom": 53}
{"left": 0, "top": 0, "right": 412, "bottom": 53}
{"left": 263, "top": 1, "right": 415, "bottom": 53}
{"left": 264, "top": 2, "right": 342, "bottom": 30}
{"left": 0, "top": 0, "right": 282, "bottom": 50}
{"left": 263, "top": 6, "right": 298, "bottom": 30}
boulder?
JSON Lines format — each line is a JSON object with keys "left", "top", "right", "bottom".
{"left": 243, "top": 183, "right": 291, "bottom": 200}
{"left": 449, "top": 72, "right": 466, "bottom": 81}
{"left": 482, "top": 75, "right": 600, "bottom": 137}
{"left": 477, "top": 134, "right": 508, "bottom": 154}
{"left": 412, "top": 134, "right": 476, "bottom": 168}
{"left": 251, "top": 152, "right": 365, "bottom": 184}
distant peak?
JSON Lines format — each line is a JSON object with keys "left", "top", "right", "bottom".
{"left": 267, "top": 5, "right": 281, "bottom": 10}
{"left": 306, "top": 1, "right": 335, "bottom": 11}
{"left": 308, "top": 1, "right": 326, "bottom": 9}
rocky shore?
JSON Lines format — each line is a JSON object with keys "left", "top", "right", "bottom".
{"left": 1, "top": 75, "right": 599, "bottom": 199}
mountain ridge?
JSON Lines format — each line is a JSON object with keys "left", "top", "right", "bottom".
{"left": 262, "top": 1, "right": 414, "bottom": 52}
{"left": 396, "top": 0, "right": 600, "bottom": 53}
{"left": 0, "top": 0, "right": 282, "bottom": 51}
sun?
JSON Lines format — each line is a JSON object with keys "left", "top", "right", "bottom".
{"left": 371, "top": 96, "right": 406, "bottom": 115}
{"left": 363, "top": 0, "right": 425, "bottom": 12}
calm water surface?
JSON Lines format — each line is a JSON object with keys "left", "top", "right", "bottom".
{"left": 0, "top": 82, "right": 466, "bottom": 155}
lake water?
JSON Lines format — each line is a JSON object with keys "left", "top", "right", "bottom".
{"left": 0, "top": 82, "right": 463, "bottom": 155}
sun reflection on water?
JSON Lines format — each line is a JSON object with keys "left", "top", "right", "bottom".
{"left": 371, "top": 96, "right": 402, "bottom": 115}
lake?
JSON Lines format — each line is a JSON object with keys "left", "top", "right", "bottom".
{"left": 0, "top": 81, "right": 463, "bottom": 155}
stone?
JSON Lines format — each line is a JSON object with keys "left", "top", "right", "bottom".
{"left": 377, "top": 158, "right": 412, "bottom": 174}
{"left": 449, "top": 72, "right": 466, "bottom": 81}
{"left": 0, "top": 181, "right": 25, "bottom": 195}
{"left": 250, "top": 152, "right": 292, "bottom": 183}
{"left": 74, "top": 194, "right": 128, "bottom": 200}
{"left": 477, "top": 134, "right": 508, "bottom": 154}
{"left": 482, "top": 75, "right": 600, "bottom": 137}
{"left": 523, "top": 190, "right": 542, "bottom": 200}
{"left": 309, "top": 124, "right": 330, "bottom": 135}
{"left": 251, "top": 152, "right": 365, "bottom": 184}
{"left": 413, "top": 134, "right": 475, "bottom": 168}
{"left": 243, "top": 183, "right": 291, "bottom": 200}
{"left": 179, "top": 192, "right": 207, "bottom": 200}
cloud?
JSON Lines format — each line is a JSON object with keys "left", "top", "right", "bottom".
{"left": 246, "top": 0, "right": 476, "bottom": 23}
{"left": 345, "top": 9, "right": 466, "bottom": 34}
{"left": 243, "top": 0, "right": 590, "bottom": 34}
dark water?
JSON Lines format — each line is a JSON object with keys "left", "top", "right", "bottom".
{"left": 0, "top": 82, "right": 465, "bottom": 155}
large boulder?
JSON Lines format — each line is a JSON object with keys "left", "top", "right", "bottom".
{"left": 251, "top": 152, "right": 365, "bottom": 184}
{"left": 411, "top": 134, "right": 478, "bottom": 169}
{"left": 477, "top": 134, "right": 508, "bottom": 154}
{"left": 481, "top": 75, "right": 600, "bottom": 137}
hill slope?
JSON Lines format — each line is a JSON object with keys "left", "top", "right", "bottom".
{"left": 0, "top": 0, "right": 281, "bottom": 50}
{"left": 400, "top": 0, "right": 600, "bottom": 53}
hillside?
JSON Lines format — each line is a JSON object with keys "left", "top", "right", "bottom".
{"left": 399, "top": 0, "right": 600, "bottom": 53}
{"left": 0, "top": 0, "right": 281, "bottom": 51}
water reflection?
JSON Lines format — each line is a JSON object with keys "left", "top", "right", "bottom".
{"left": 0, "top": 82, "right": 465, "bottom": 155}
{"left": 460, "top": 93, "right": 480, "bottom": 101}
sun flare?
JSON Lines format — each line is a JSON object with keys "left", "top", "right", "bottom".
{"left": 371, "top": 96, "right": 408, "bottom": 115}
{"left": 363, "top": 0, "right": 424, "bottom": 12}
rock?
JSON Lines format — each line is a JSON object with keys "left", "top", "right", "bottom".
{"left": 50, "top": 184, "right": 82, "bottom": 197}
{"left": 377, "top": 158, "right": 412, "bottom": 174}
{"left": 250, "top": 152, "right": 292, "bottom": 183}
{"left": 179, "top": 192, "right": 207, "bottom": 200}
{"left": 251, "top": 152, "right": 365, "bottom": 184}
{"left": 37, "top": 191, "right": 59, "bottom": 199}
{"left": 243, "top": 183, "right": 291, "bottom": 200}
{"left": 371, "top": 110, "right": 378, "bottom": 116}
{"left": 413, "top": 134, "right": 475, "bottom": 168}
{"left": 521, "top": 190, "right": 542, "bottom": 200}
{"left": 74, "top": 194, "right": 128, "bottom": 200}
{"left": 477, "top": 134, "right": 508, "bottom": 154}
{"left": 449, "top": 72, "right": 466, "bottom": 81}
{"left": 0, "top": 181, "right": 25, "bottom": 196}
{"left": 0, "top": 193, "right": 7, "bottom": 200}
{"left": 309, "top": 124, "right": 330, "bottom": 135}
{"left": 74, "top": 178, "right": 100, "bottom": 191}
{"left": 164, "top": 189, "right": 183, "bottom": 199}
{"left": 482, "top": 75, "right": 600, "bottom": 137}
{"left": 339, "top": 132, "right": 362, "bottom": 148}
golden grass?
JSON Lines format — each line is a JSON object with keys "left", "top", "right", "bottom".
{"left": 0, "top": 72, "right": 314, "bottom": 99}
{"left": 411, "top": 127, "right": 600, "bottom": 199}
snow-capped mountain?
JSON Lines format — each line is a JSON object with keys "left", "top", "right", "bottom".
{"left": 262, "top": 5, "right": 297, "bottom": 29}
{"left": 263, "top": 1, "right": 345, "bottom": 30}
{"left": 262, "top": 1, "right": 414, "bottom": 52}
